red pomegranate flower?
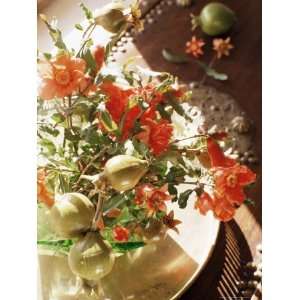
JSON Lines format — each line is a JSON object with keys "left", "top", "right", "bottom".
{"left": 113, "top": 226, "right": 130, "bottom": 242}
{"left": 207, "top": 137, "right": 236, "bottom": 168}
{"left": 136, "top": 119, "right": 173, "bottom": 156}
{"left": 100, "top": 82, "right": 134, "bottom": 123}
{"left": 38, "top": 54, "right": 86, "bottom": 100}
{"left": 93, "top": 45, "right": 105, "bottom": 71}
{"left": 121, "top": 105, "right": 142, "bottom": 141}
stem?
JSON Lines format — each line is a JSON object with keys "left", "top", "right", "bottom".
{"left": 73, "top": 148, "right": 107, "bottom": 188}
{"left": 76, "top": 23, "right": 96, "bottom": 57}
{"left": 68, "top": 96, "right": 73, "bottom": 129}
{"left": 200, "top": 54, "right": 217, "bottom": 85}
{"left": 92, "top": 192, "right": 104, "bottom": 231}
{"left": 171, "top": 134, "right": 207, "bottom": 145}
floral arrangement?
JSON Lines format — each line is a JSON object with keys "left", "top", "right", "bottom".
{"left": 37, "top": 2, "right": 256, "bottom": 282}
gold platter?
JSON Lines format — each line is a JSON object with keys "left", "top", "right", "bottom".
{"left": 38, "top": 188, "right": 220, "bottom": 300}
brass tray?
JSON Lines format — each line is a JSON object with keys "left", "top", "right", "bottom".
{"left": 38, "top": 193, "right": 220, "bottom": 300}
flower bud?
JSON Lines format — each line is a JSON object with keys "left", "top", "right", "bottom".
{"left": 94, "top": 3, "right": 127, "bottom": 33}
{"left": 104, "top": 155, "right": 148, "bottom": 192}
{"left": 68, "top": 232, "right": 115, "bottom": 281}
{"left": 50, "top": 193, "right": 95, "bottom": 238}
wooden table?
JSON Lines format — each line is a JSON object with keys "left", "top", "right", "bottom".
{"left": 38, "top": 0, "right": 262, "bottom": 299}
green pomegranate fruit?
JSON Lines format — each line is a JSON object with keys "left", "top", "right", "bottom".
{"left": 192, "top": 2, "right": 236, "bottom": 36}
{"left": 50, "top": 193, "right": 95, "bottom": 238}
{"left": 104, "top": 155, "right": 148, "bottom": 192}
{"left": 68, "top": 232, "right": 115, "bottom": 281}
{"left": 94, "top": 3, "right": 127, "bottom": 33}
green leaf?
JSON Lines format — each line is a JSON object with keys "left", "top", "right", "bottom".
{"left": 162, "top": 48, "right": 189, "bottom": 64}
{"left": 51, "top": 113, "right": 65, "bottom": 124}
{"left": 65, "top": 127, "right": 81, "bottom": 142}
{"left": 132, "top": 139, "right": 150, "bottom": 157}
{"left": 37, "top": 239, "right": 74, "bottom": 253}
{"left": 40, "top": 15, "right": 67, "bottom": 50}
{"left": 162, "top": 48, "right": 228, "bottom": 81}
{"left": 168, "top": 184, "right": 178, "bottom": 196}
{"left": 81, "top": 126, "right": 101, "bottom": 144}
{"left": 43, "top": 52, "right": 52, "bottom": 60}
{"left": 80, "top": 3, "right": 93, "bottom": 20}
{"left": 166, "top": 166, "right": 186, "bottom": 182}
{"left": 111, "top": 241, "right": 145, "bottom": 253}
{"left": 165, "top": 93, "right": 192, "bottom": 122}
{"left": 75, "top": 23, "right": 83, "bottom": 31}
{"left": 58, "top": 173, "right": 70, "bottom": 193}
{"left": 150, "top": 161, "right": 168, "bottom": 177}
{"left": 40, "top": 138, "right": 56, "bottom": 155}
{"left": 103, "top": 194, "right": 127, "bottom": 213}
{"left": 39, "top": 125, "right": 60, "bottom": 137}
{"left": 82, "top": 48, "right": 97, "bottom": 72}
{"left": 115, "top": 207, "right": 135, "bottom": 225}
{"left": 100, "top": 111, "right": 118, "bottom": 132}
{"left": 244, "top": 198, "right": 255, "bottom": 206}
{"left": 195, "top": 61, "right": 228, "bottom": 81}
{"left": 178, "top": 189, "right": 193, "bottom": 209}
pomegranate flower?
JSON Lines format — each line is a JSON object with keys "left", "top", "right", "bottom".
{"left": 207, "top": 137, "right": 236, "bottom": 168}
{"left": 134, "top": 184, "right": 172, "bottom": 215}
{"left": 213, "top": 37, "right": 234, "bottom": 59}
{"left": 195, "top": 164, "right": 256, "bottom": 222}
{"left": 38, "top": 54, "right": 86, "bottom": 100}
{"left": 136, "top": 119, "right": 173, "bottom": 156}
{"left": 100, "top": 81, "right": 134, "bottom": 123}
{"left": 185, "top": 36, "right": 205, "bottom": 58}
{"left": 113, "top": 225, "right": 130, "bottom": 242}
{"left": 214, "top": 165, "right": 256, "bottom": 205}
{"left": 163, "top": 210, "right": 182, "bottom": 234}
{"left": 93, "top": 45, "right": 105, "bottom": 71}
{"left": 195, "top": 192, "right": 235, "bottom": 222}
{"left": 134, "top": 184, "right": 154, "bottom": 205}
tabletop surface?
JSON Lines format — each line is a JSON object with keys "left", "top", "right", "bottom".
{"left": 38, "top": 1, "right": 262, "bottom": 299}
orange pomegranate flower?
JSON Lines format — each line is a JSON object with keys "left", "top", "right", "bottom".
{"left": 113, "top": 225, "right": 130, "bottom": 242}
{"left": 37, "top": 169, "right": 54, "bottom": 207}
{"left": 134, "top": 184, "right": 154, "bottom": 205}
{"left": 185, "top": 36, "right": 205, "bottom": 58}
{"left": 38, "top": 54, "right": 86, "bottom": 100}
{"left": 213, "top": 37, "right": 234, "bottom": 59}
{"left": 214, "top": 164, "right": 256, "bottom": 205}
{"left": 146, "top": 184, "right": 172, "bottom": 215}
{"left": 195, "top": 192, "right": 235, "bottom": 222}
{"left": 195, "top": 164, "right": 256, "bottom": 222}
{"left": 135, "top": 184, "right": 172, "bottom": 215}
{"left": 207, "top": 137, "right": 236, "bottom": 168}
{"left": 136, "top": 119, "right": 173, "bottom": 156}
